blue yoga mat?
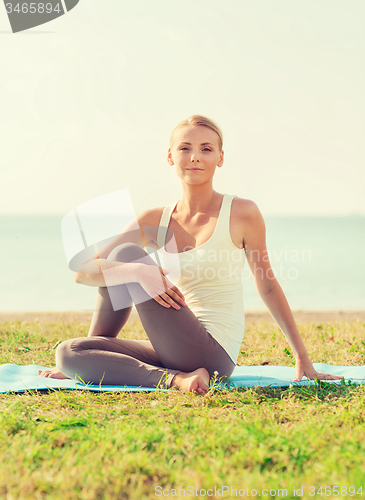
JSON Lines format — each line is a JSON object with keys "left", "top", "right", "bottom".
{"left": 0, "top": 363, "right": 364, "bottom": 393}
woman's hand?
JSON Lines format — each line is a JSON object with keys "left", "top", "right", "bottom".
{"left": 294, "top": 358, "right": 344, "bottom": 383}
{"left": 138, "top": 264, "right": 186, "bottom": 310}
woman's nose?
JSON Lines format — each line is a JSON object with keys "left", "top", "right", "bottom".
{"left": 190, "top": 152, "right": 200, "bottom": 162}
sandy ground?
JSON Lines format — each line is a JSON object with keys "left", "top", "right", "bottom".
{"left": 1, "top": 310, "right": 365, "bottom": 324}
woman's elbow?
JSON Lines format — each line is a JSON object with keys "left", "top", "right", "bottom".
{"left": 255, "top": 276, "right": 279, "bottom": 296}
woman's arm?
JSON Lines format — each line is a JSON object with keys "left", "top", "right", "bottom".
{"left": 239, "top": 200, "right": 343, "bottom": 382}
{"left": 74, "top": 207, "right": 165, "bottom": 285}
{"left": 74, "top": 209, "right": 159, "bottom": 276}
{"left": 75, "top": 258, "right": 182, "bottom": 308}
{"left": 75, "top": 258, "right": 142, "bottom": 287}
{"left": 74, "top": 208, "right": 186, "bottom": 309}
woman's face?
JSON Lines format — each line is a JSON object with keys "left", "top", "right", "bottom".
{"left": 167, "top": 125, "right": 224, "bottom": 185}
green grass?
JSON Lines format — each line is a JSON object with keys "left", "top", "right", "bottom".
{"left": 0, "top": 315, "right": 364, "bottom": 499}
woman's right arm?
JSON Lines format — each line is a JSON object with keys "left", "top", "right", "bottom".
{"left": 75, "top": 256, "right": 184, "bottom": 309}
{"left": 74, "top": 208, "right": 162, "bottom": 287}
{"left": 73, "top": 208, "right": 186, "bottom": 309}
{"left": 74, "top": 258, "right": 142, "bottom": 288}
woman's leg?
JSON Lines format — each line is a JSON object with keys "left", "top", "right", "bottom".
{"left": 55, "top": 336, "right": 179, "bottom": 388}
{"left": 105, "top": 243, "right": 235, "bottom": 379}
{"left": 87, "top": 282, "right": 133, "bottom": 338}
{"left": 38, "top": 268, "right": 134, "bottom": 379}
{"left": 38, "top": 256, "right": 139, "bottom": 379}
{"left": 54, "top": 243, "right": 235, "bottom": 390}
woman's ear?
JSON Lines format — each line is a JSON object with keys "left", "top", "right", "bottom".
{"left": 217, "top": 149, "right": 224, "bottom": 167}
{"left": 167, "top": 148, "right": 174, "bottom": 165}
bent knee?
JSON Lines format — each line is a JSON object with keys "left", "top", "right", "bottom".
{"left": 107, "top": 242, "right": 147, "bottom": 263}
{"left": 55, "top": 338, "right": 80, "bottom": 377}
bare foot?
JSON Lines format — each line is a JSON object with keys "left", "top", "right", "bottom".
{"left": 38, "top": 367, "right": 70, "bottom": 380}
{"left": 171, "top": 367, "right": 210, "bottom": 394}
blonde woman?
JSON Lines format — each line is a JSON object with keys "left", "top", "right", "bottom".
{"left": 39, "top": 115, "right": 342, "bottom": 393}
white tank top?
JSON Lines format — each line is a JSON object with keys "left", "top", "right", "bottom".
{"left": 156, "top": 194, "right": 245, "bottom": 364}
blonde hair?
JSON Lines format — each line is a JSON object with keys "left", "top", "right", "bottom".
{"left": 170, "top": 115, "right": 223, "bottom": 151}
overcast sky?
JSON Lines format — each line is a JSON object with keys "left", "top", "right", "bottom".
{"left": 1, "top": 0, "right": 364, "bottom": 216}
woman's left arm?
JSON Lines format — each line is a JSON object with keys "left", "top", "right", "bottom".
{"left": 239, "top": 200, "right": 343, "bottom": 382}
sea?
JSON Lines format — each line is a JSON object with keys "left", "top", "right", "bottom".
{"left": 0, "top": 215, "right": 364, "bottom": 312}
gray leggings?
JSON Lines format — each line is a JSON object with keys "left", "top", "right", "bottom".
{"left": 56, "top": 243, "right": 235, "bottom": 389}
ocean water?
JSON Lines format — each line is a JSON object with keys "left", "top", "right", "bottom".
{"left": 0, "top": 215, "right": 364, "bottom": 312}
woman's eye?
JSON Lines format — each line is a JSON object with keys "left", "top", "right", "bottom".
{"left": 179, "top": 147, "right": 211, "bottom": 151}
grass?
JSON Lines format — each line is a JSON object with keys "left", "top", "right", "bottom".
{"left": 0, "top": 314, "right": 364, "bottom": 499}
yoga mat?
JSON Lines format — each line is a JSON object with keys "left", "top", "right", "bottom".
{"left": 0, "top": 363, "right": 364, "bottom": 393}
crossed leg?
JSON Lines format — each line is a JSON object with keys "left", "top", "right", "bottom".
{"left": 39, "top": 243, "right": 235, "bottom": 393}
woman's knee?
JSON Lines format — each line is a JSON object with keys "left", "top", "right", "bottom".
{"left": 55, "top": 338, "right": 80, "bottom": 376}
{"left": 107, "top": 242, "right": 148, "bottom": 264}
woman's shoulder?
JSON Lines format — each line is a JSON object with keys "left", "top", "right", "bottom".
{"left": 230, "top": 196, "right": 266, "bottom": 247}
{"left": 231, "top": 196, "right": 262, "bottom": 221}
{"left": 137, "top": 206, "right": 168, "bottom": 226}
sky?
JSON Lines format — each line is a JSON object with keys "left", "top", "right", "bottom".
{"left": 1, "top": 0, "right": 364, "bottom": 217}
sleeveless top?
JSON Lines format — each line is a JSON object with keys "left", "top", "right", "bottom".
{"left": 156, "top": 194, "right": 245, "bottom": 364}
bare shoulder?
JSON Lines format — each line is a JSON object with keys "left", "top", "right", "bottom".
{"left": 230, "top": 197, "right": 267, "bottom": 251}
{"left": 231, "top": 197, "right": 263, "bottom": 223}
{"left": 137, "top": 206, "right": 166, "bottom": 226}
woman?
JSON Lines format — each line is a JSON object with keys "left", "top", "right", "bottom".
{"left": 39, "top": 115, "right": 342, "bottom": 394}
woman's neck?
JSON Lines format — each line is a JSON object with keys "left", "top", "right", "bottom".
{"left": 177, "top": 185, "right": 223, "bottom": 217}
